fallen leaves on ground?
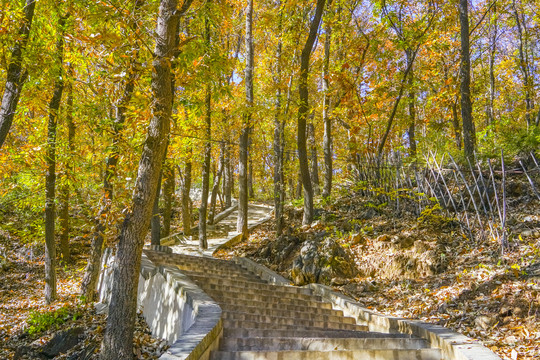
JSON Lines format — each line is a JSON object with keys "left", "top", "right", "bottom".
{"left": 0, "top": 233, "right": 168, "bottom": 359}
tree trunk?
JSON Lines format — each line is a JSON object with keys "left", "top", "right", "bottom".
{"left": 405, "top": 49, "right": 416, "bottom": 158}
{"left": 298, "top": 0, "right": 325, "bottom": 225}
{"left": 0, "top": 0, "right": 36, "bottom": 149}
{"left": 487, "top": 2, "right": 497, "bottom": 126}
{"left": 80, "top": 0, "right": 142, "bottom": 302}
{"left": 100, "top": 0, "right": 180, "bottom": 356}
{"left": 308, "top": 122, "right": 320, "bottom": 195}
{"left": 296, "top": 171, "right": 303, "bottom": 200}
{"left": 321, "top": 13, "right": 332, "bottom": 199}
{"left": 58, "top": 70, "right": 74, "bottom": 264}
{"left": 199, "top": 11, "right": 212, "bottom": 250}
{"left": 452, "top": 96, "right": 462, "bottom": 150}
{"left": 248, "top": 137, "right": 254, "bottom": 198}
{"left": 512, "top": 0, "right": 533, "bottom": 128}
{"left": 181, "top": 148, "right": 193, "bottom": 236}
{"left": 209, "top": 142, "right": 224, "bottom": 224}
{"left": 223, "top": 141, "right": 232, "bottom": 208}
{"left": 150, "top": 172, "right": 162, "bottom": 245}
{"left": 162, "top": 161, "right": 175, "bottom": 237}
{"left": 273, "top": 2, "right": 285, "bottom": 236}
{"left": 199, "top": 85, "right": 211, "bottom": 250}
{"left": 237, "top": 0, "right": 253, "bottom": 238}
{"left": 377, "top": 50, "right": 417, "bottom": 157}
{"left": 44, "top": 14, "right": 67, "bottom": 304}
{"left": 459, "top": 0, "right": 475, "bottom": 159}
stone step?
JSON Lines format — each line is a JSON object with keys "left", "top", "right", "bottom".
{"left": 217, "top": 297, "right": 333, "bottom": 311}
{"left": 220, "top": 336, "right": 430, "bottom": 351}
{"left": 179, "top": 268, "right": 263, "bottom": 282}
{"left": 220, "top": 303, "right": 344, "bottom": 319}
{"left": 222, "top": 310, "right": 356, "bottom": 326}
{"left": 159, "top": 252, "right": 232, "bottom": 265}
{"left": 222, "top": 318, "right": 367, "bottom": 332}
{"left": 196, "top": 278, "right": 308, "bottom": 296}
{"left": 172, "top": 259, "right": 246, "bottom": 272}
{"left": 201, "top": 289, "right": 324, "bottom": 306}
{"left": 223, "top": 328, "right": 411, "bottom": 340}
{"left": 181, "top": 273, "right": 276, "bottom": 289}
{"left": 210, "top": 349, "right": 442, "bottom": 360}
{"left": 200, "top": 286, "right": 318, "bottom": 302}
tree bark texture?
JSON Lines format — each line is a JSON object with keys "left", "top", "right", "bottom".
{"left": 223, "top": 141, "right": 232, "bottom": 208}
{"left": 248, "top": 139, "right": 254, "bottom": 198}
{"left": 151, "top": 172, "right": 162, "bottom": 245}
{"left": 308, "top": 122, "right": 320, "bottom": 196}
{"left": 45, "top": 15, "right": 67, "bottom": 304}
{"left": 80, "top": 0, "right": 142, "bottom": 301}
{"left": 452, "top": 96, "right": 462, "bottom": 150}
{"left": 199, "top": 86, "right": 211, "bottom": 250}
{"left": 162, "top": 161, "right": 175, "bottom": 237}
{"left": 459, "top": 0, "right": 475, "bottom": 159}
{"left": 237, "top": 0, "right": 253, "bottom": 237}
{"left": 58, "top": 72, "right": 74, "bottom": 264}
{"left": 322, "top": 15, "right": 332, "bottom": 199}
{"left": 273, "top": 3, "right": 285, "bottom": 236}
{"left": 209, "top": 142, "right": 224, "bottom": 224}
{"left": 181, "top": 149, "right": 193, "bottom": 236}
{"left": 487, "top": 2, "right": 497, "bottom": 126}
{"left": 405, "top": 49, "right": 416, "bottom": 158}
{"left": 512, "top": 0, "right": 534, "bottom": 128}
{"left": 298, "top": 0, "right": 325, "bottom": 225}
{"left": 0, "top": 0, "right": 36, "bottom": 149}
{"left": 100, "top": 0, "right": 179, "bottom": 357}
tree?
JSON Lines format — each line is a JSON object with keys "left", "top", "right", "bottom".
{"left": 321, "top": 0, "right": 333, "bottom": 199}
{"left": 209, "top": 142, "right": 224, "bottom": 224}
{"left": 44, "top": 12, "right": 67, "bottom": 304}
{"left": 181, "top": 145, "right": 193, "bottom": 236}
{"left": 151, "top": 173, "right": 162, "bottom": 245}
{"left": 161, "top": 161, "right": 175, "bottom": 237}
{"left": 273, "top": 0, "right": 285, "bottom": 235}
{"left": 297, "top": 0, "right": 326, "bottom": 225}
{"left": 459, "top": 0, "right": 475, "bottom": 159}
{"left": 0, "top": 0, "right": 36, "bottom": 149}
{"left": 512, "top": 0, "right": 536, "bottom": 128}
{"left": 237, "top": 0, "right": 253, "bottom": 238}
{"left": 100, "top": 0, "right": 186, "bottom": 356}
{"left": 80, "top": 0, "right": 143, "bottom": 302}
{"left": 199, "top": 86, "right": 211, "bottom": 249}
{"left": 58, "top": 65, "right": 75, "bottom": 264}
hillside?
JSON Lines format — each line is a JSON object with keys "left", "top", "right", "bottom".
{"left": 216, "top": 184, "right": 540, "bottom": 360}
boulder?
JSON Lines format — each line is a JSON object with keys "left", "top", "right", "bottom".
{"left": 291, "top": 238, "right": 356, "bottom": 286}
{"left": 40, "top": 327, "right": 84, "bottom": 358}
{"left": 291, "top": 241, "right": 320, "bottom": 285}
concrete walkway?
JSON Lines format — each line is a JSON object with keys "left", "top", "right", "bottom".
{"left": 169, "top": 203, "right": 273, "bottom": 256}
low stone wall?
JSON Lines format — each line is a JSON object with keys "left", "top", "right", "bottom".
{"left": 96, "top": 246, "right": 223, "bottom": 360}
{"left": 234, "top": 256, "right": 501, "bottom": 360}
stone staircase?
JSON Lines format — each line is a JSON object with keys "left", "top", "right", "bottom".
{"left": 144, "top": 250, "right": 444, "bottom": 360}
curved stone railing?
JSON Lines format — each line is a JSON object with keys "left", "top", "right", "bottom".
{"left": 96, "top": 246, "right": 222, "bottom": 360}
{"left": 233, "top": 256, "right": 502, "bottom": 360}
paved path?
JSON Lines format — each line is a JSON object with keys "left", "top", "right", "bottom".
{"left": 169, "top": 203, "right": 273, "bottom": 256}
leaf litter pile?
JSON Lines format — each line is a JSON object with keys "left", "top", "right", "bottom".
{"left": 0, "top": 232, "right": 168, "bottom": 359}
{"left": 215, "top": 185, "right": 540, "bottom": 360}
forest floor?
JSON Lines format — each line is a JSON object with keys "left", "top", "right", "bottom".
{"left": 215, "top": 185, "right": 540, "bottom": 360}
{"left": 0, "top": 228, "right": 167, "bottom": 359}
